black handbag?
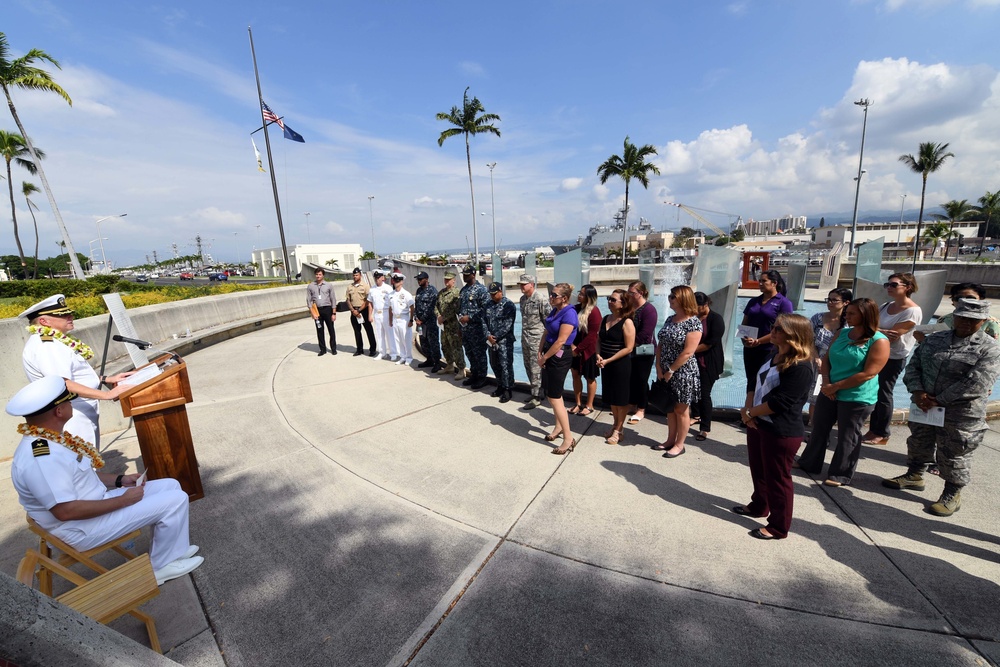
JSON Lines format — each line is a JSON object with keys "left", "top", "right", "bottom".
{"left": 647, "top": 379, "right": 677, "bottom": 414}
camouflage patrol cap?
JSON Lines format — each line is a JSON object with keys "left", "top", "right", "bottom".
{"left": 953, "top": 298, "right": 990, "bottom": 320}
{"left": 444, "top": 271, "right": 457, "bottom": 280}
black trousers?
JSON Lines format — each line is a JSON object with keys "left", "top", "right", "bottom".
{"left": 315, "top": 305, "right": 337, "bottom": 352}
{"left": 693, "top": 365, "right": 720, "bottom": 432}
{"left": 351, "top": 306, "right": 376, "bottom": 353}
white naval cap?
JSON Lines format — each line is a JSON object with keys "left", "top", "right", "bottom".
{"left": 6, "top": 376, "right": 77, "bottom": 418}
{"left": 17, "top": 294, "right": 74, "bottom": 320}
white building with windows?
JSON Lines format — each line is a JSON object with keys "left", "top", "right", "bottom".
{"left": 251, "top": 243, "right": 363, "bottom": 278}
{"left": 812, "top": 221, "right": 982, "bottom": 248}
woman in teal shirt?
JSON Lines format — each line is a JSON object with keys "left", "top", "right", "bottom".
{"left": 796, "top": 298, "right": 890, "bottom": 486}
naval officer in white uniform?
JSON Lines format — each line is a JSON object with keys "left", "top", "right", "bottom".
{"left": 20, "top": 294, "right": 134, "bottom": 447}
{"left": 7, "top": 376, "right": 204, "bottom": 585}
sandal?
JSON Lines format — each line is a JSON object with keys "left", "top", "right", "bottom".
{"left": 578, "top": 407, "right": 593, "bottom": 416}
{"left": 862, "top": 436, "right": 890, "bottom": 446}
{"left": 651, "top": 443, "right": 669, "bottom": 451}
{"left": 605, "top": 430, "right": 620, "bottom": 445}
{"left": 627, "top": 414, "right": 644, "bottom": 424}
{"left": 544, "top": 431, "right": 563, "bottom": 442}
{"left": 695, "top": 432, "right": 708, "bottom": 441}
{"left": 568, "top": 405, "right": 582, "bottom": 415}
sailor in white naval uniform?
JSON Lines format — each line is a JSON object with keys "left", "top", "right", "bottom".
{"left": 20, "top": 294, "right": 134, "bottom": 447}
{"left": 7, "top": 376, "right": 204, "bottom": 585}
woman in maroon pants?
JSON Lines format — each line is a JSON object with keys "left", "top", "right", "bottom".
{"left": 733, "top": 313, "right": 816, "bottom": 540}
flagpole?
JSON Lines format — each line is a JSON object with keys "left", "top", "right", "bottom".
{"left": 248, "top": 26, "right": 292, "bottom": 284}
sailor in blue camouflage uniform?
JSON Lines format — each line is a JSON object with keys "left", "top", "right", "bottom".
{"left": 882, "top": 298, "right": 1000, "bottom": 516}
{"left": 485, "top": 282, "right": 517, "bottom": 403}
{"left": 414, "top": 271, "right": 442, "bottom": 372}
{"left": 459, "top": 265, "right": 490, "bottom": 390}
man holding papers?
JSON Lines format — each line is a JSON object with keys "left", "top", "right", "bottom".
{"left": 882, "top": 299, "right": 1000, "bottom": 516}
{"left": 20, "top": 294, "right": 134, "bottom": 447}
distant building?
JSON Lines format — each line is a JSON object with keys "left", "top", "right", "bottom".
{"left": 745, "top": 215, "right": 807, "bottom": 236}
{"left": 812, "top": 221, "right": 982, "bottom": 248}
{"left": 252, "top": 243, "right": 363, "bottom": 278}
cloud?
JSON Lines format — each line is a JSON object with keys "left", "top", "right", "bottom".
{"left": 727, "top": 2, "right": 749, "bottom": 15}
{"left": 323, "top": 221, "right": 346, "bottom": 234}
{"left": 413, "top": 196, "right": 446, "bottom": 208}
{"left": 459, "top": 61, "right": 486, "bottom": 77}
{"left": 560, "top": 178, "right": 583, "bottom": 191}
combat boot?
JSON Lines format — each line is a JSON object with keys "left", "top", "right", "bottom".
{"left": 431, "top": 362, "right": 444, "bottom": 373}
{"left": 491, "top": 386, "right": 504, "bottom": 397}
{"left": 438, "top": 362, "right": 455, "bottom": 374}
{"left": 881, "top": 470, "right": 926, "bottom": 491}
{"left": 418, "top": 359, "right": 434, "bottom": 368}
{"left": 499, "top": 389, "right": 512, "bottom": 404}
{"left": 928, "top": 483, "right": 962, "bottom": 517}
{"left": 454, "top": 368, "right": 469, "bottom": 381}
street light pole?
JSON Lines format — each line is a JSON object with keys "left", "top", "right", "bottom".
{"left": 487, "top": 162, "right": 497, "bottom": 255}
{"left": 848, "top": 98, "right": 872, "bottom": 257}
{"left": 304, "top": 212, "right": 310, "bottom": 242}
{"left": 94, "top": 213, "right": 126, "bottom": 273}
{"left": 368, "top": 196, "right": 377, "bottom": 258}
{"left": 234, "top": 232, "right": 240, "bottom": 266}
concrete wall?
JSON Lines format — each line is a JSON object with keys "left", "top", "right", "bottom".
{"left": 1, "top": 284, "right": 348, "bottom": 457}
{"left": 0, "top": 571, "right": 176, "bottom": 666}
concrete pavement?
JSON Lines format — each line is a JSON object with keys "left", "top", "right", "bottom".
{"left": 2, "top": 312, "right": 999, "bottom": 666}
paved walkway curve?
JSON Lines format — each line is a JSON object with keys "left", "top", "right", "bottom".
{"left": 174, "top": 319, "right": 1000, "bottom": 666}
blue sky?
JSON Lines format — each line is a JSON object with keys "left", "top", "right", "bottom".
{"left": 3, "top": 0, "right": 1000, "bottom": 265}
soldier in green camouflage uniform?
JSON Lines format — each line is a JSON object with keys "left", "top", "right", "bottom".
{"left": 518, "top": 274, "right": 551, "bottom": 409}
{"left": 883, "top": 299, "right": 1000, "bottom": 516}
{"left": 435, "top": 271, "right": 466, "bottom": 379}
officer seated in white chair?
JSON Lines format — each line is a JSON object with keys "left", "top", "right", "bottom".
{"left": 7, "top": 376, "right": 204, "bottom": 585}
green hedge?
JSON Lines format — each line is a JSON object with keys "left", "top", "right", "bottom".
{"left": 0, "top": 275, "right": 126, "bottom": 299}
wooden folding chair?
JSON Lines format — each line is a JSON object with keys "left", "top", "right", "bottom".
{"left": 26, "top": 515, "right": 139, "bottom": 596}
{"left": 17, "top": 548, "right": 162, "bottom": 653}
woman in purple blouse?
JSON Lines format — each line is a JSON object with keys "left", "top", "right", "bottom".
{"left": 539, "top": 283, "right": 579, "bottom": 455}
{"left": 741, "top": 269, "right": 794, "bottom": 388}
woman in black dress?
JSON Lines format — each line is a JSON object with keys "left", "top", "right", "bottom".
{"left": 691, "top": 292, "right": 725, "bottom": 441}
{"left": 626, "top": 280, "right": 658, "bottom": 425}
{"left": 597, "top": 289, "right": 636, "bottom": 445}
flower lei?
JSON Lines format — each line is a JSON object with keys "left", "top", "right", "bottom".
{"left": 27, "top": 325, "right": 94, "bottom": 360}
{"left": 17, "top": 424, "right": 105, "bottom": 469}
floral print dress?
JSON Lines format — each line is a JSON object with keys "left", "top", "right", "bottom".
{"left": 657, "top": 315, "right": 702, "bottom": 406}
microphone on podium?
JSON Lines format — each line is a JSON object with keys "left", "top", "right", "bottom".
{"left": 112, "top": 334, "right": 152, "bottom": 350}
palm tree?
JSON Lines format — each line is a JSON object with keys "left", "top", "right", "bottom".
{"left": 269, "top": 258, "right": 284, "bottom": 276}
{"left": 930, "top": 199, "right": 975, "bottom": 261}
{"left": 436, "top": 87, "right": 501, "bottom": 267}
{"left": 973, "top": 190, "right": 1000, "bottom": 258}
{"left": 921, "top": 222, "right": 954, "bottom": 258}
{"left": 0, "top": 130, "right": 42, "bottom": 273}
{"left": 22, "top": 180, "right": 40, "bottom": 278}
{"left": 0, "top": 31, "right": 81, "bottom": 279}
{"left": 597, "top": 136, "right": 661, "bottom": 265}
{"left": 898, "top": 141, "right": 954, "bottom": 270}
{"left": 324, "top": 258, "right": 339, "bottom": 270}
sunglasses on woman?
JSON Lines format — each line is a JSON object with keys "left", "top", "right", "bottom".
{"left": 883, "top": 282, "right": 907, "bottom": 289}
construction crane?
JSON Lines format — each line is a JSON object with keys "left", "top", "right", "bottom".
{"left": 664, "top": 201, "right": 743, "bottom": 238}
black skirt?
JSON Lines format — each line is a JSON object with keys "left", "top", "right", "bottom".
{"left": 542, "top": 345, "right": 573, "bottom": 399}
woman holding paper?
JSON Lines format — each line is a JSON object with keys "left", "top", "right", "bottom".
{"left": 740, "top": 270, "right": 794, "bottom": 388}
{"left": 796, "top": 298, "right": 889, "bottom": 486}
{"left": 734, "top": 313, "right": 816, "bottom": 540}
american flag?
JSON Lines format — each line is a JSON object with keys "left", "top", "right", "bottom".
{"left": 261, "top": 101, "right": 284, "bottom": 130}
